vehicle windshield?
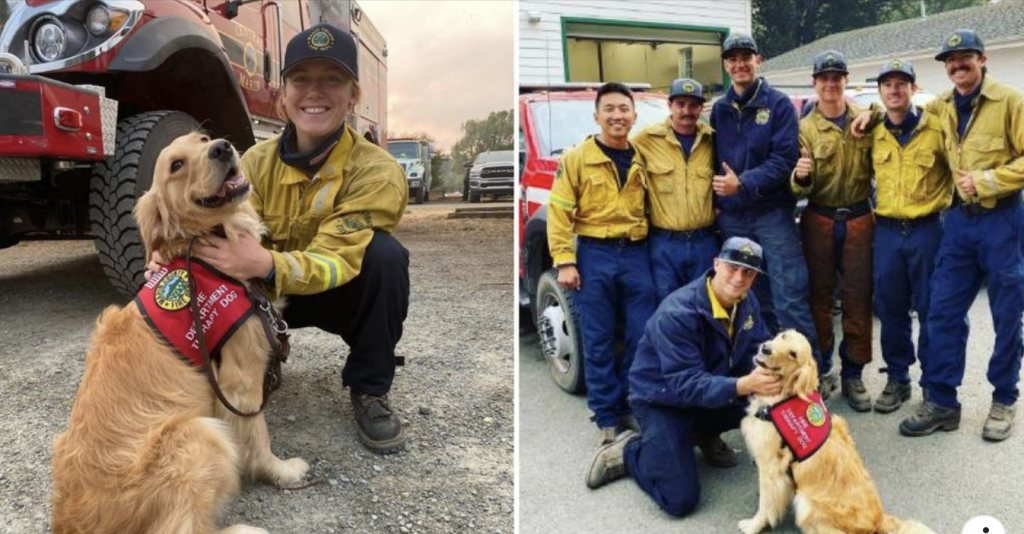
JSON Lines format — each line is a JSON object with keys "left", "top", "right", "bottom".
{"left": 850, "top": 91, "right": 936, "bottom": 109}
{"left": 475, "top": 151, "right": 514, "bottom": 164}
{"left": 529, "top": 97, "right": 667, "bottom": 158}
{"left": 387, "top": 141, "right": 420, "bottom": 160}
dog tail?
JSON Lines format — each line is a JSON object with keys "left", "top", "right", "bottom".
{"left": 881, "top": 514, "right": 938, "bottom": 534}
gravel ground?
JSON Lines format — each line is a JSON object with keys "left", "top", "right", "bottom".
{"left": 0, "top": 206, "right": 513, "bottom": 534}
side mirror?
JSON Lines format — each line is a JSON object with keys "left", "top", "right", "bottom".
{"left": 463, "top": 161, "right": 474, "bottom": 169}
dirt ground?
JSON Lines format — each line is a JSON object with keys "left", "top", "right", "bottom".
{"left": 0, "top": 205, "right": 513, "bottom": 533}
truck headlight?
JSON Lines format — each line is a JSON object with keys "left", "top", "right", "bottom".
{"left": 32, "top": 16, "right": 68, "bottom": 62}
{"left": 86, "top": 5, "right": 111, "bottom": 35}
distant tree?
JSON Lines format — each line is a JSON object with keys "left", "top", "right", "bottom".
{"left": 753, "top": 0, "right": 985, "bottom": 59}
{"left": 450, "top": 110, "right": 514, "bottom": 172}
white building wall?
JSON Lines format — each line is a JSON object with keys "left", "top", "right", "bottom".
{"left": 519, "top": 0, "right": 752, "bottom": 86}
{"left": 763, "top": 42, "right": 1024, "bottom": 97}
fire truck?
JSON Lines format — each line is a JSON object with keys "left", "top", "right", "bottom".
{"left": 0, "top": 0, "right": 387, "bottom": 298}
{"left": 518, "top": 84, "right": 667, "bottom": 393}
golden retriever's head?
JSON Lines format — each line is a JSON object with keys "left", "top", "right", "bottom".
{"left": 755, "top": 330, "right": 818, "bottom": 399}
{"left": 135, "top": 132, "right": 256, "bottom": 255}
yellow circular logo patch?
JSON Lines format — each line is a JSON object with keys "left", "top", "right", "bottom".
{"left": 806, "top": 402, "right": 827, "bottom": 427}
{"left": 948, "top": 33, "right": 962, "bottom": 47}
{"left": 890, "top": 59, "right": 903, "bottom": 69}
{"left": 683, "top": 82, "right": 695, "bottom": 93}
{"left": 309, "top": 29, "right": 335, "bottom": 51}
{"left": 154, "top": 269, "right": 191, "bottom": 311}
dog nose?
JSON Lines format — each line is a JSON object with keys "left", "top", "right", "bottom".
{"left": 208, "top": 139, "right": 233, "bottom": 163}
{"left": 760, "top": 344, "right": 772, "bottom": 356}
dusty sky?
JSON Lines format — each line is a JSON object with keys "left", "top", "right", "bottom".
{"left": 359, "top": 0, "right": 514, "bottom": 152}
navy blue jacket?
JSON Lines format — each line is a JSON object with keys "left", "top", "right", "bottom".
{"left": 629, "top": 272, "right": 771, "bottom": 409}
{"left": 710, "top": 77, "right": 799, "bottom": 213}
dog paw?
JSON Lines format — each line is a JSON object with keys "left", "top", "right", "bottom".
{"left": 739, "top": 517, "right": 766, "bottom": 534}
{"left": 270, "top": 457, "right": 310, "bottom": 487}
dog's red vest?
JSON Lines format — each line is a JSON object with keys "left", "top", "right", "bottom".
{"left": 135, "top": 258, "right": 254, "bottom": 368}
{"left": 760, "top": 392, "right": 832, "bottom": 462}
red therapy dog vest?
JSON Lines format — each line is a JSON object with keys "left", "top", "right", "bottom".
{"left": 763, "top": 392, "right": 832, "bottom": 461}
{"left": 135, "top": 258, "right": 254, "bottom": 367}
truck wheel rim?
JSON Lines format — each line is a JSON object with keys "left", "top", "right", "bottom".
{"left": 537, "top": 297, "right": 572, "bottom": 374}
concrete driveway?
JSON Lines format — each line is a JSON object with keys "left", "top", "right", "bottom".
{"left": 519, "top": 288, "right": 1023, "bottom": 534}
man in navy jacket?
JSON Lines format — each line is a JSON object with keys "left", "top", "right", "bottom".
{"left": 709, "top": 34, "right": 828, "bottom": 394}
{"left": 585, "top": 237, "right": 780, "bottom": 517}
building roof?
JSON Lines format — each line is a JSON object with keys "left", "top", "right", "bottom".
{"left": 761, "top": 1, "right": 1024, "bottom": 73}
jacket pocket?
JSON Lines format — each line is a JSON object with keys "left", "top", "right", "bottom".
{"left": 908, "top": 151, "right": 938, "bottom": 199}
{"left": 647, "top": 161, "right": 675, "bottom": 193}
{"left": 581, "top": 172, "right": 617, "bottom": 215}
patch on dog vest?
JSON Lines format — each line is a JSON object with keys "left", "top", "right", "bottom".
{"left": 761, "top": 392, "right": 832, "bottom": 461}
{"left": 135, "top": 258, "right": 254, "bottom": 368}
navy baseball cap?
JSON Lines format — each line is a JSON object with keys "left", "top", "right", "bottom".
{"left": 718, "top": 237, "right": 764, "bottom": 273}
{"left": 282, "top": 23, "right": 358, "bottom": 81}
{"left": 936, "top": 28, "right": 985, "bottom": 61}
{"left": 668, "top": 78, "right": 705, "bottom": 103}
{"left": 877, "top": 58, "right": 916, "bottom": 83}
{"left": 721, "top": 33, "right": 759, "bottom": 58}
{"left": 813, "top": 50, "right": 849, "bottom": 77}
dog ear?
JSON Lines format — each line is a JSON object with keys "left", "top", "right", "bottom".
{"left": 134, "top": 190, "right": 168, "bottom": 260}
{"left": 790, "top": 362, "right": 819, "bottom": 401}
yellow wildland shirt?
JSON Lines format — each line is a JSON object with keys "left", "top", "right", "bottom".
{"left": 547, "top": 136, "right": 648, "bottom": 266}
{"left": 793, "top": 103, "right": 874, "bottom": 207}
{"left": 631, "top": 119, "right": 715, "bottom": 231}
{"left": 926, "top": 76, "right": 1024, "bottom": 207}
{"left": 870, "top": 110, "right": 953, "bottom": 219}
{"left": 242, "top": 125, "right": 408, "bottom": 299}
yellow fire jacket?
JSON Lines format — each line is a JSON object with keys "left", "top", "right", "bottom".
{"left": 870, "top": 109, "right": 953, "bottom": 219}
{"left": 241, "top": 125, "right": 408, "bottom": 299}
{"left": 792, "top": 103, "right": 874, "bottom": 207}
{"left": 631, "top": 119, "right": 715, "bottom": 231}
{"left": 926, "top": 76, "right": 1024, "bottom": 207}
{"left": 547, "top": 135, "right": 648, "bottom": 266}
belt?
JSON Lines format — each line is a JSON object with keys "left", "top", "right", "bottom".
{"left": 952, "top": 192, "right": 1021, "bottom": 216}
{"left": 875, "top": 213, "right": 940, "bottom": 230}
{"left": 651, "top": 226, "right": 715, "bottom": 240}
{"left": 806, "top": 200, "right": 872, "bottom": 221}
{"left": 578, "top": 235, "right": 647, "bottom": 247}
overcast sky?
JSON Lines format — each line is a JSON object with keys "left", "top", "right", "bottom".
{"left": 359, "top": 0, "right": 514, "bottom": 152}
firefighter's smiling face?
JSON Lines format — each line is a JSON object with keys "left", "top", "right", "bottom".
{"left": 282, "top": 59, "right": 360, "bottom": 151}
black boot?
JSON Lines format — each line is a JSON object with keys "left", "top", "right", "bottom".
{"left": 351, "top": 390, "right": 406, "bottom": 453}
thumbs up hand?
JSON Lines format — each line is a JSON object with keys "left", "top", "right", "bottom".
{"left": 713, "top": 162, "right": 741, "bottom": 196}
{"left": 795, "top": 147, "right": 813, "bottom": 180}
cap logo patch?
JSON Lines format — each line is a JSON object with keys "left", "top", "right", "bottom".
{"left": 309, "top": 29, "right": 335, "bottom": 51}
{"left": 890, "top": 59, "right": 903, "bottom": 69}
{"left": 755, "top": 108, "right": 770, "bottom": 125}
{"left": 948, "top": 33, "right": 962, "bottom": 47}
{"left": 683, "top": 82, "right": 696, "bottom": 93}
{"left": 739, "top": 244, "right": 755, "bottom": 256}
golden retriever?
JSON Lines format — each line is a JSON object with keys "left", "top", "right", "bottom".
{"left": 51, "top": 132, "right": 308, "bottom": 534}
{"left": 739, "top": 330, "right": 935, "bottom": 534}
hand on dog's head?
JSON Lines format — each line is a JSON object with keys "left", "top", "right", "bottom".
{"left": 754, "top": 330, "right": 818, "bottom": 400}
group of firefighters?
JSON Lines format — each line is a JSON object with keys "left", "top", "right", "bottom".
{"left": 546, "top": 28, "right": 1024, "bottom": 515}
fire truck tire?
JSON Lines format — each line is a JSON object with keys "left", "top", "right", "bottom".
{"left": 534, "top": 269, "right": 586, "bottom": 394}
{"left": 90, "top": 111, "right": 199, "bottom": 299}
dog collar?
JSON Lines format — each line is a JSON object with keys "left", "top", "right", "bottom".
{"left": 756, "top": 392, "right": 832, "bottom": 462}
{"left": 135, "top": 257, "right": 254, "bottom": 368}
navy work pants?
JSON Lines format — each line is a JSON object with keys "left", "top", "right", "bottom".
{"left": 923, "top": 204, "right": 1024, "bottom": 408}
{"left": 575, "top": 239, "right": 657, "bottom": 428}
{"left": 648, "top": 228, "right": 718, "bottom": 301}
{"left": 623, "top": 401, "right": 747, "bottom": 517}
{"left": 873, "top": 216, "right": 942, "bottom": 384}
{"left": 282, "top": 231, "right": 410, "bottom": 396}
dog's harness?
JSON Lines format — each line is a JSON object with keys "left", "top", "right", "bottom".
{"left": 755, "top": 392, "right": 832, "bottom": 487}
{"left": 135, "top": 241, "right": 290, "bottom": 417}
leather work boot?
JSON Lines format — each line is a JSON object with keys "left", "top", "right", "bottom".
{"left": 695, "top": 432, "right": 739, "bottom": 468}
{"left": 899, "top": 400, "right": 961, "bottom": 437}
{"left": 617, "top": 413, "right": 641, "bottom": 433}
{"left": 842, "top": 379, "right": 872, "bottom": 412}
{"left": 982, "top": 401, "right": 1017, "bottom": 442}
{"left": 873, "top": 380, "right": 912, "bottom": 414}
{"left": 598, "top": 426, "right": 618, "bottom": 446}
{"left": 818, "top": 368, "right": 839, "bottom": 400}
{"left": 586, "top": 430, "right": 637, "bottom": 489}
{"left": 350, "top": 390, "right": 406, "bottom": 453}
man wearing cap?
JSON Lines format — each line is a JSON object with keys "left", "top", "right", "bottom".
{"left": 867, "top": 58, "right": 952, "bottom": 414}
{"left": 896, "top": 29, "right": 1024, "bottom": 441}
{"left": 585, "top": 237, "right": 778, "bottom": 518}
{"left": 791, "top": 50, "right": 875, "bottom": 412}
{"left": 158, "top": 24, "right": 412, "bottom": 453}
{"left": 709, "top": 34, "right": 822, "bottom": 391}
{"left": 632, "top": 78, "right": 718, "bottom": 301}
{"left": 548, "top": 82, "right": 658, "bottom": 445}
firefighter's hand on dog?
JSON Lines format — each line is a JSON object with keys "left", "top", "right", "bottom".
{"left": 144, "top": 251, "right": 166, "bottom": 281}
{"left": 193, "top": 233, "right": 274, "bottom": 281}
{"left": 737, "top": 366, "right": 783, "bottom": 397}
{"left": 557, "top": 264, "right": 581, "bottom": 290}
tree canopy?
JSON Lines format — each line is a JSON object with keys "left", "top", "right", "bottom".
{"left": 450, "top": 110, "right": 514, "bottom": 172}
